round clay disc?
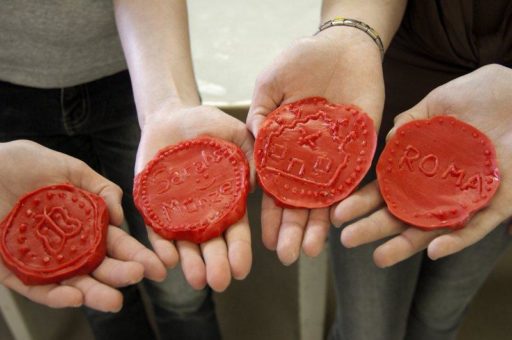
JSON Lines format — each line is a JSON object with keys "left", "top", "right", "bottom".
{"left": 377, "top": 116, "right": 500, "bottom": 230}
{"left": 134, "top": 136, "right": 249, "bottom": 243}
{"left": 254, "top": 97, "right": 377, "bottom": 208}
{"left": 0, "top": 184, "right": 109, "bottom": 285}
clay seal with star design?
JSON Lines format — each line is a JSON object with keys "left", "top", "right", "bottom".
{"left": 255, "top": 97, "right": 377, "bottom": 208}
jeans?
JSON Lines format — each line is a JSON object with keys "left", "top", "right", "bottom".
{"left": 0, "top": 71, "right": 221, "bottom": 340}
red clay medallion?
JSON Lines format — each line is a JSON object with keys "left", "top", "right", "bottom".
{"left": 134, "top": 137, "right": 249, "bottom": 243}
{"left": 254, "top": 97, "right": 377, "bottom": 208}
{"left": 377, "top": 116, "right": 500, "bottom": 230}
{"left": 0, "top": 184, "right": 109, "bottom": 285}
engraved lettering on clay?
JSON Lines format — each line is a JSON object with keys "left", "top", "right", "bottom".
{"left": 441, "top": 163, "right": 465, "bottom": 186}
{"left": 198, "top": 176, "right": 217, "bottom": 191}
{"left": 154, "top": 168, "right": 171, "bottom": 194}
{"left": 399, "top": 145, "right": 420, "bottom": 171}
{"left": 262, "top": 113, "right": 354, "bottom": 186}
{"left": 398, "top": 146, "right": 488, "bottom": 195}
{"left": 287, "top": 158, "right": 306, "bottom": 177}
{"left": 219, "top": 181, "right": 233, "bottom": 195}
{"left": 269, "top": 144, "right": 286, "bottom": 160}
{"left": 162, "top": 200, "right": 182, "bottom": 221}
{"left": 418, "top": 154, "right": 439, "bottom": 177}
{"left": 313, "top": 156, "right": 333, "bottom": 173}
{"left": 460, "top": 174, "right": 483, "bottom": 194}
{"left": 170, "top": 170, "right": 185, "bottom": 185}
{"left": 184, "top": 198, "right": 198, "bottom": 213}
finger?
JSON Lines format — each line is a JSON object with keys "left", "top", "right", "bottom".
{"left": 261, "top": 193, "right": 283, "bottom": 251}
{"left": 225, "top": 213, "right": 252, "bottom": 280}
{"left": 277, "top": 208, "right": 309, "bottom": 266}
{"left": 62, "top": 275, "right": 123, "bottom": 312}
{"left": 176, "top": 240, "right": 206, "bottom": 290}
{"left": 428, "top": 208, "right": 508, "bottom": 260}
{"left": 302, "top": 208, "right": 330, "bottom": 257}
{"left": 230, "top": 122, "right": 256, "bottom": 189}
{"left": 246, "top": 114, "right": 267, "bottom": 138}
{"left": 386, "top": 99, "right": 429, "bottom": 140}
{"left": 91, "top": 257, "right": 144, "bottom": 287}
{"left": 147, "top": 227, "right": 179, "bottom": 269}
{"left": 374, "top": 228, "right": 445, "bottom": 268}
{"left": 247, "top": 72, "right": 283, "bottom": 137}
{"left": 201, "top": 237, "right": 231, "bottom": 292}
{"left": 66, "top": 158, "right": 124, "bottom": 226}
{"left": 330, "top": 181, "right": 383, "bottom": 227}
{"left": 2, "top": 273, "right": 83, "bottom": 308}
{"left": 341, "top": 208, "right": 406, "bottom": 248}
{"left": 107, "top": 226, "right": 166, "bottom": 281}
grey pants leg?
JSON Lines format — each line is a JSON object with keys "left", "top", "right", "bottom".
{"left": 328, "top": 220, "right": 511, "bottom": 340}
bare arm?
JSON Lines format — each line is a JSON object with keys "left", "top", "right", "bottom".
{"left": 114, "top": 0, "right": 200, "bottom": 124}
{"left": 247, "top": 0, "right": 407, "bottom": 265}
{"left": 112, "top": 0, "right": 253, "bottom": 291}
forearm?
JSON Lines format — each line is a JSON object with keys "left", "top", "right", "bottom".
{"left": 321, "top": 0, "right": 407, "bottom": 50}
{"left": 114, "top": 0, "right": 200, "bottom": 125}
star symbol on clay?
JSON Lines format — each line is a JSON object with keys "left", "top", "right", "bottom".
{"left": 297, "top": 128, "right": 322, "bottom": 148}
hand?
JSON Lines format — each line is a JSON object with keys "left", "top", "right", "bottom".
{"left": 136, "top": 101, "right": 254, "bottom": 292}
{"left": 0, "top": 140, "right": 166, "bottom": 312}
{"left": 332, "top": 64, "right": 512, "bottom": 267}
{"left": 247, "top": 27, "right": 384, "bottom": 265}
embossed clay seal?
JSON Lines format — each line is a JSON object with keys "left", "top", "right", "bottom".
{"left": 133, "top": 136, "right": 250, "bottom": 243}
{"left": 254, "top": 97, "right": 377, "bottom": 208}
{"left": 0, "top": 184, "right": 109, "bottom": 285}
{"left": 377, "top": 116, "right": 500, "bottom": 229}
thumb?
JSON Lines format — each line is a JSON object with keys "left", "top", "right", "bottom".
{"left": 386, "top": 97, "right": 431, "bottom": 141}
{"left": 246, "top": 73, "right": 283, "bottom": 138}
{"left": 66, "top": 157, "right": 124, "bottom": 226}
{"left": 228, "top": 119, "right": 256, "bottom": 190}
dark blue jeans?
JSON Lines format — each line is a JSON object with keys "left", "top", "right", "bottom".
{"left": 0, "top": 71, "right": 220, "bottom": 340}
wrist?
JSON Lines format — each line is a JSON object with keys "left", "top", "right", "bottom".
{"left": 314, "top": 26, "right": 382, "bottom": 62}
{"left": 320, "top": 1, "right": 407, "bottom": 50}
{"left": 316, "top": 17, "right": 384, "bottom": 59}
{"left": 138, "top": 93, "right": 200, "bottom": 128}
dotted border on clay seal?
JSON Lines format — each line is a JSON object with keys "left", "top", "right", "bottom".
{"left": 378, "top": 115, "right": 499, "bottom": 228}
{"left": 1, "top": 184, "right": 102, "bottom": 276}
{"left": 256, "top": 102, "right": 376, "bottom": 208}
{"left": 139, "top": 138, "right": 245, "bottom": 232}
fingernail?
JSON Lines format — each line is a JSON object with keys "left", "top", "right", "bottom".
{"left": 340, "top": 230, "right": 355, "bottom": 248}
{"left": 429, "top": 254, "right": 439, "bottom": 261}
{"left": 112, "top": 306, "right": 122, "bottom": 313}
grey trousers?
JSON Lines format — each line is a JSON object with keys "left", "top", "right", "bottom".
{"left": 328, "top": 222, "right": 510, "bottom": 340}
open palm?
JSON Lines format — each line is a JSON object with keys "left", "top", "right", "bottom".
{"left": 136, "top": 103, "right": 254, "bottom": 292}
{"left": 0, "top": 140, "right": 166, "bottom": 312}
{"left": 333, "top": 64, "right": 512, "bottom": 267}
{"left": 247, "top": 28, "right": 384, "bottom": 265}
